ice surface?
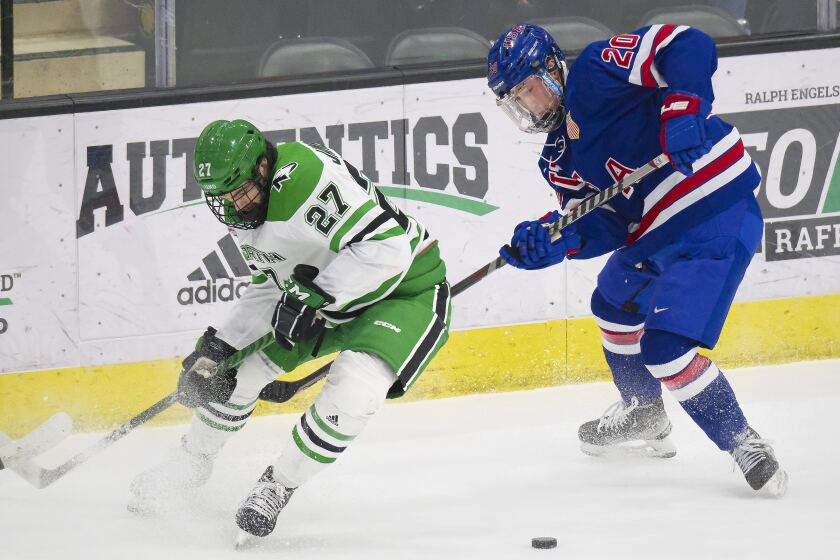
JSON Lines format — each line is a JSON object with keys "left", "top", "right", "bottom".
{"left": 2, "top": 360, "right": 838, "bottom": 559}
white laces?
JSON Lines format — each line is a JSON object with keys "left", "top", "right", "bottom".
{"left": 732, "top": 434, "right": 774, "bottom": 475}
{"left": 242, "top": 481, "right": 289, "bottom": 520}
{"left": 597, "top": 397, "right": 639, "bottom": 432}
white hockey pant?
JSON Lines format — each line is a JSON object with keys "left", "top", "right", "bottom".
{"left": 272, "top": 350, "right": 396, "bottom": 488}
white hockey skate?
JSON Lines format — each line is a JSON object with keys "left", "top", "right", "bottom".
{"left": 730, "top": 427, "right": 788, "bottom": 498}
{"left": 234, "top": 466, "right": 296, "bottom": 547}
{"left": 127, "top": 435, "right": 216, "bottom": 513}
{"left": 578, "top": 397, "right": 676, "bottom": 458}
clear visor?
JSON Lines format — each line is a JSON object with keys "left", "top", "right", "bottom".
{"left": 497, "top": 70, "right": 564, "bottom": 133}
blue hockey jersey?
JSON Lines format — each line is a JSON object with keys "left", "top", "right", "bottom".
{"left": 539, "top": 25, "right": 760, "bottom": 263}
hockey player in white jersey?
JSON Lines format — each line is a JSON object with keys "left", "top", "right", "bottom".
{"left": 129, "top": 119, "right": 451, "bottom": 540}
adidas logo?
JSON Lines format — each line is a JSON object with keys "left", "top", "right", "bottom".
{"left": 177, "top": 235, "right": 251, "bottom": 306}
{"left": 187, "top": 234, "right": 251, "bottom": 281}
{"left": 326, "top": 414, "right": 339, "bottom": 426}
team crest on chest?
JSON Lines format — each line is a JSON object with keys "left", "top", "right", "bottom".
{"left": 272, "top": 162, "right": 298, "bottom": 191}
{"left": 566, "top": 112, "right": 580, "bottom": 140}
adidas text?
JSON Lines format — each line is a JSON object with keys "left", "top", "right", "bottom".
{"left": 177, "top": 279, "right": 250, "bottom": 306}
{"left": 373, "top": 320, "right": 401, "bottom": 333}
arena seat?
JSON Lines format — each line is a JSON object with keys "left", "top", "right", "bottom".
{"left": 529, "top": 16, "right": 616, "bottom": 52}
{"left": 257, "top": 37, "right": 375, "bottom": 77}
{"left": 385, "top": 26, "right": 490, "bottom": 66}
{"left": 637, "top": 5, "right": 748, "bottom": 37}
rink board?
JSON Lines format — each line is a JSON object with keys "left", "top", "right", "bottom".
{"left": 0, "top": 292, "right": 837, "bottom": 438}
{"left": 1, "top": 47, "right": 840, "bottom": 435}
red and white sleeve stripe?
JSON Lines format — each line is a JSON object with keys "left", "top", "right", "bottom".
{"left": 628, "top": 24, "right": 689, "bottom": 88}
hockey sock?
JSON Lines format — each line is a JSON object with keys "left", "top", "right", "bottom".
{"left": 592, "top": 289, "right": 661, "bottom": 405}
{"left": 186, "top": 352, "right": 279, "bottom": 456}
{"left": 600, "top": 328, "right": 663, "bottom": 406}
{"left": 272, "top": 351, "right": 395, "bottom": 488}
{"left": 187, "top": 398, "right": 258, "bottom": 455}
{"left": 642, "top": 330, "right": 747, "bottom": 450}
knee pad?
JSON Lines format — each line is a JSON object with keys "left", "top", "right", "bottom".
{"left": 315, "top": 351, "right": 396, "bottom": 428}
{"left": 228, "top": 351, "right": 281, "bottom": 404}
{"left": 272, "top": 352, "right": 395, "bottom": 487}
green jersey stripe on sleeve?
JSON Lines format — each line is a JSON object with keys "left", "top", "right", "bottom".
{"left": 370, "top": 225, "right": 405, "bottom": 241}
{"left": 338, "top": 271, "right": 403, "bottom": 313}
{"left": 336, "top": 228, "right": 433, "bottom": 313}
{"left": 347, "top": 212, "right": 401, "bottom": 246}
{"left": 329, "top": 199, "right": 377, "bottom": 252}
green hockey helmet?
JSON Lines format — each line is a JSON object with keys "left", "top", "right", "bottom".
{"left": 193, "top": 119, "right": 273, "bottom": 229}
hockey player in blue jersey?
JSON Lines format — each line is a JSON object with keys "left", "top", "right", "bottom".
{"left": 487, "top": 23, "right": 787, "bottom": 496}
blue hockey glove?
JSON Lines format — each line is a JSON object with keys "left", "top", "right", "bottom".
{"left": 177, "top": 326, "right": 238, "bottom": 408}
{"left": 660, "top": 91, "right": 714, "bottom": 176}
{"left": 272, "top": 265, "right": 336, "bottom": 350}
{"left": 499, "top": 211, "right": 581, "bottom": 270}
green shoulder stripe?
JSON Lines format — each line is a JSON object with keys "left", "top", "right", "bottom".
{"left": 266, "top": 142, "right": 324, "bottom": 222}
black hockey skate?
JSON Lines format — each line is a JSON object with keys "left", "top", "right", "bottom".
{"left": 578, "top": 397, "right": 676, "bottom": 458}
{"left": 730, "top": 427, "right": 788, "bottom": 497}
{"left": 235, "top": 466, "right": 296, "bottom": 544}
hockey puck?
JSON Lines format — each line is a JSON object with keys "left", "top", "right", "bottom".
{"left": 531, "top": 537, "right": 557, "bottom": 549}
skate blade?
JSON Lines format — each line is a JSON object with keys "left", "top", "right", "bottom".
{"left": 759, "top": 468, "right": 789, "bottom": 498}
{"left": 581, "top": 437, "right": 677, "bottom": 459}
{"left": 234, "top": 530, "right": 260, "bottom": 550}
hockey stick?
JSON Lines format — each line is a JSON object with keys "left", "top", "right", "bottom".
{"left": 258, "top": 153, "right": 670, "bottom": 404}
{"left": 0, "top": 413, "right": 73, "bottom": 472}
{"left": 7, "top": 366, "right": 330, "bottom": 488}
{"left": 4, "top": 332, "right": 279, "bottom": 489}
{"left": 4, "top": 393, "right": 180, "bottom": 489}
{"left": 450, "top": 152, "right": 670, "bottom": 295}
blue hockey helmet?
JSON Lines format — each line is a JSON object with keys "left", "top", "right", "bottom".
{"left": 487, "top": 23, "right": 567, "bottom": 133}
